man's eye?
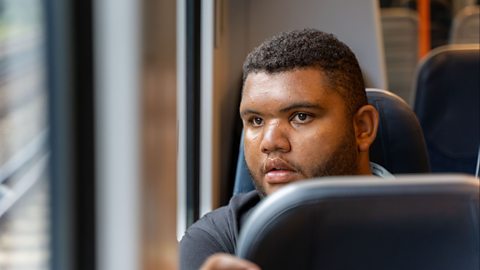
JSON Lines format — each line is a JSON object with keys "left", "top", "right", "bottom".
{"left": 251, "top": 117, "right": 263, "bottom": 126}
{"left": 292, "top": 112, "right": 311, "bottom": 123}
{"left": 297, "top": 113, "right": 308, "bottom": 121}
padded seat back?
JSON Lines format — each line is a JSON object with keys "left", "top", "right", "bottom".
{"left": 381, "top": 8, "right": 418, "bottom": 103}
{"left": 450, "top": 5, "right": 480, "bottom": 44}
{"left": 237, "top": 175, "right": 480, "bottom": 270}
{"left": 413, "top": 44, "right": 480, "bottom": 174}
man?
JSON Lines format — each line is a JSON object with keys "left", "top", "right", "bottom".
{"left": 180, "top": 29, "right": 392, "bottom": 270}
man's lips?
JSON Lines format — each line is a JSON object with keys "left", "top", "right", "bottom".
{"left": 263, "top": 158, "right": 298, "bottom": 184}
{"left": 265, "top": 170, "right": 298, "bottom": 184}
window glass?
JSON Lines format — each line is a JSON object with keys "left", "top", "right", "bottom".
{"left": 0, "top": 0, "right": 49, "bottom": 269}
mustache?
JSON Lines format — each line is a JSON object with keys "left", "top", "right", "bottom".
{"left": 262, "top": 156, "right": 299, "bottom": 174}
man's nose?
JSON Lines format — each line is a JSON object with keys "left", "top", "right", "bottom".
{"left": 260, "top": 121, "right": 291, "bottom": 154}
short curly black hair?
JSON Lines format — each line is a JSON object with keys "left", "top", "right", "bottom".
{"left": 242, "top": 29, "right": 367, "bottom": 115}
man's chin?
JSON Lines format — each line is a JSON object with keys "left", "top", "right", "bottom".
{"left": 264, "top": 184, "right": 283, "bottom": 195}
{"left": 252, "top": 180, "right": 287, "bottom": 197}
{"left": 264, "top": 181, "right": 298, "bottom": 195}
{"left": 251, "top": 173, "right": 303, "bottom": 196}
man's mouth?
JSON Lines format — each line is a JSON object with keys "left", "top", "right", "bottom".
{"left": 263, "top": 158, "right": 298, "bottom": 184}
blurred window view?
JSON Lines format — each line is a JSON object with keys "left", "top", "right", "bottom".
{"left": 0, "top": 0, "right": 49, "bottom": 269}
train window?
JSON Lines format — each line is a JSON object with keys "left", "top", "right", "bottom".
{"left": 0, "top": 0, "right": 50, "bottom": 269}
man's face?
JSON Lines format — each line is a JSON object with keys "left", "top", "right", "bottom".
{"left": 239, "top": 68, "right": 360, "bottom": 196}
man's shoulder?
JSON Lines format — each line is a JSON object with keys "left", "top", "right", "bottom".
{"left": 185, "top": 190, "right": 260, "bottom": 235}
{"left": 179, "top": 191, "right": 260, "bottom": 270}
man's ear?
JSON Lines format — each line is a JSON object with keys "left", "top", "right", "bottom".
{"left": 353, "top": 105, "right": 379, "bottom": 152}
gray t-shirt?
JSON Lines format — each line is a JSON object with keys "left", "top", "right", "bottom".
{"left": 179, "top": 163, "right": 392, "bottom": 270}
{"left": 179, "top": 190, "right": 260, "bottom": 270}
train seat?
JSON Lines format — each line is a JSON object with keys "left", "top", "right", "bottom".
{"left": 233, "top": 89, "right": 430, "bottom": 195}
{"left": 381, "top": 8, "right": 418, "bottom": 104}
{"left": 413, "top": 44, "right": 480, "bottom": 174}
{"left": 236, "top": 175, "right": 480, "bottom": 270}
{"left": 450, "top": 5, "right": 480, "bottom": 44}
{"left": 399, "top": 0, "right": 452, "bottom": 48}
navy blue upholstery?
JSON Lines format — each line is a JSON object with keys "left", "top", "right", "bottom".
{"left": 413, "top": 45, "right": 480, "bottom": 174}
{"left": 233, "top": 131, "right": 256, "bottom": 193}
{"left": 234, "top": 89, "right": 430, "bottom": 194}
{"left": 368, "top": 89, "right": 430, "bottom": 173}
{"left": 237, "top": 175, "right": 480, "bottom": 270}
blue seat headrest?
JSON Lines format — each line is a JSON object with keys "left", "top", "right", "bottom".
{"left": 413, "top": 45, "right": 480, "bottom": 174}
{"left": 237, "top": 175, "right": 480, "bottom": 270}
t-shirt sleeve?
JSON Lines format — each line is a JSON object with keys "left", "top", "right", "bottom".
{"left": 179, "top": 191, "right": 260, "bottom": 270}
{"left": 179, "top": 209, "right": 236, "bottom": 270}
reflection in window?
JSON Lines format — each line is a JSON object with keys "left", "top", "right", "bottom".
{"left": 0, "top": 0, "right": 49, "bottom": 269}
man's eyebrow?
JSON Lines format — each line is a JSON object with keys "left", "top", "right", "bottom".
{"left": 240, "top": 109, "right": 260, "bottom": 117}
{"left": 279, "top": 102, "right": 323, "bottom": 113}
{"left": 240, "top": 103, "right": 323, "bottom": 117}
